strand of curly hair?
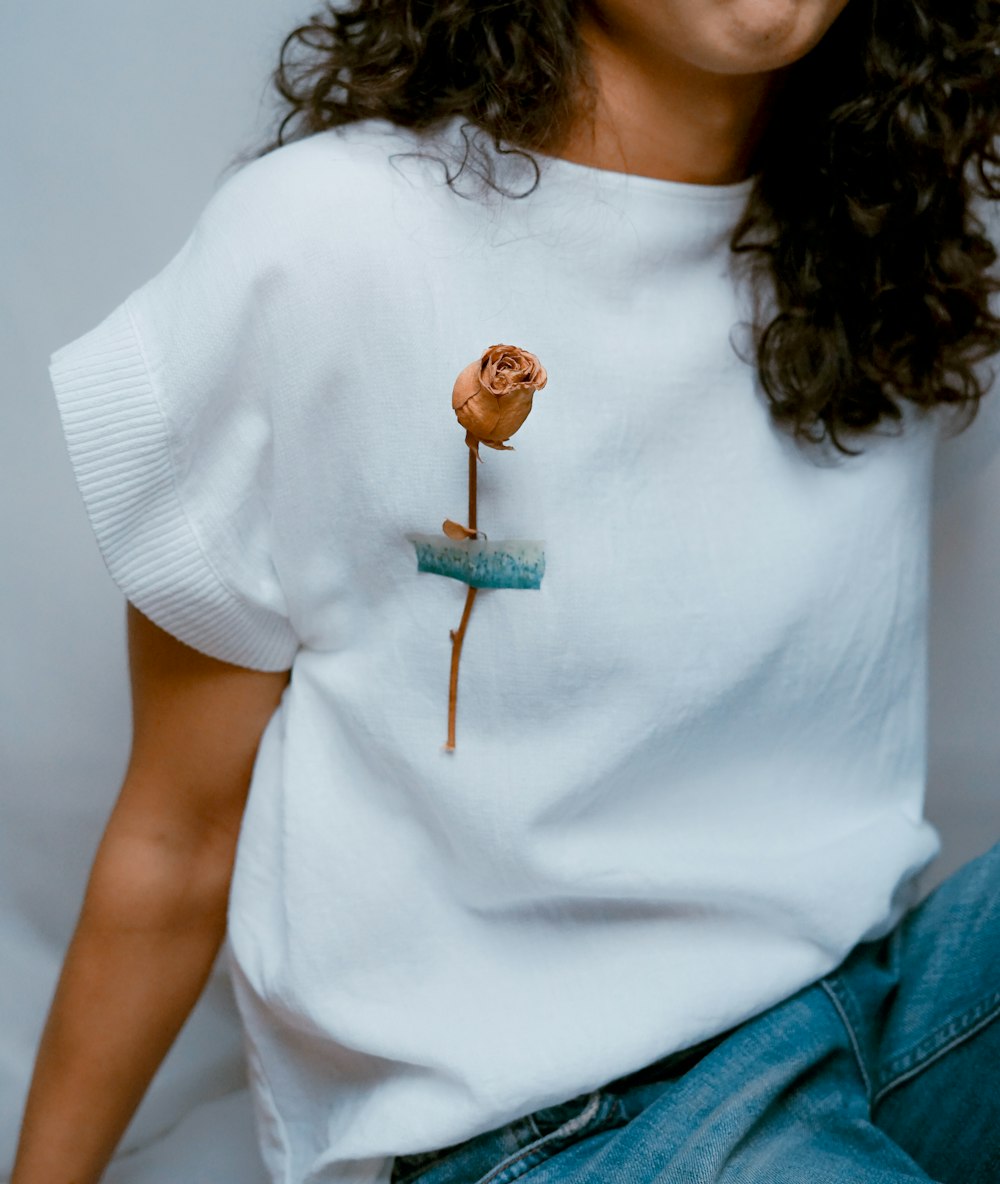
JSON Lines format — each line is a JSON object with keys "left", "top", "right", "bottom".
{"left": 241, "top": 0, "right": 1000, "bottom": 456}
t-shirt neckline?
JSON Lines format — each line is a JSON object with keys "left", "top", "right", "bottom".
{"left": 524, "top": 143, "right": 758, "bottom": 206}
{"left": 434, "top": 115, "right": 758, "bottom": 210}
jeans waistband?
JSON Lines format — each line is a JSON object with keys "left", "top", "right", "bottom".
{"left": 602, "top": 1029, "right": 732, "bottom": 1093}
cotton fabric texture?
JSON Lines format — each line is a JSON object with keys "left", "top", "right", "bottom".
{"left": 389, "top": 839, "right": 1000, "bottom": 1183}
{"left": 49, "top": 115, "right": 957, "bottom": 1184}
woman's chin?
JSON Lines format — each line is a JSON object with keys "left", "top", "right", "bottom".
{"left": 682, "top": 0, "right": 852, "bottom": 76}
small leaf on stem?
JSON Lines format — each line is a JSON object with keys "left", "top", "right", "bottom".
{"left": 442, "top": 518, "right": 478, "bottom": 541}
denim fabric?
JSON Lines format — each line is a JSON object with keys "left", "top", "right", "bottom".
{"left": 390, "top": 840, "right": 1000, "bottom": 1183}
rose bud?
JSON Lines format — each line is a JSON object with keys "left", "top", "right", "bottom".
{"left": 452, "top": 344, "right": 547, "bottom": 460}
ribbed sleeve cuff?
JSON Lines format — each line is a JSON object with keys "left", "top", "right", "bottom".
{"left": 48, "top": 300, "right": 300, "bottom": 671}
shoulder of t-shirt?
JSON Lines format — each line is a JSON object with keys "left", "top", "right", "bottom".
{"left": 197, "top": 118, "right": 454, "bottom": 268}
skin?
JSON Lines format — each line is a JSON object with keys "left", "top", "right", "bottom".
{"left": 559, "top": 0, "right": 853, "bottom": 185}
{"left": 11, "top": 608, "right": 291, "bottom": 1184}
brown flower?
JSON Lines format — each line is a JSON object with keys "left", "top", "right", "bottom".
{"left": 452, "top": 344, "right": 547, "bottom": 460}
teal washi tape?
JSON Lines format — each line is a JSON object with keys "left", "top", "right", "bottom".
{"left": 405, "top": 533, "right": 545, "bottom": 589}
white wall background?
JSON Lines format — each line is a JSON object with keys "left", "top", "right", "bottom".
{"left": 2, "top": 2, "right": 998, "bottom": 1180}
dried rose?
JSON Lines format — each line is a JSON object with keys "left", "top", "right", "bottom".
{"left": 452, "top": 344, "right": 547, "bottom": 460}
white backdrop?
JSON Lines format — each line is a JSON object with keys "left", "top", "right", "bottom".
{"left": 2, "top": 3, "right": 999, "bottom": 1181}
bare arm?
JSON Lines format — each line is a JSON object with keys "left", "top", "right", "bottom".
{"left": 10, "top": 603, "right": 292, "bottom": 1184}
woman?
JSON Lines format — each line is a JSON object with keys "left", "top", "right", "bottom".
{"left": 13, "top": 1, "right": 1000, "bottom": 1181}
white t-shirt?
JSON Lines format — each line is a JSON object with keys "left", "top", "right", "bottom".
{"left": 51, "top": 115, "right": 961, "bottom": 1184}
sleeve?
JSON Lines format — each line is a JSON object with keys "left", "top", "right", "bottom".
{"left": 48, "top": 163, "right": 301, "bottom": 671}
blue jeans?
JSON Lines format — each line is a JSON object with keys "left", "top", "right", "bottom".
{"left": 390, "top": 840, "right": 1000, "bottom": 1183}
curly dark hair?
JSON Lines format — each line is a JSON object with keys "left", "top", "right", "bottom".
{"left": 242, "top": 0, "right": 1000, "bottom": 456}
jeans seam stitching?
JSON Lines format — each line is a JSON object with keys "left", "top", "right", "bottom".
{"left": 474, "top": 1091, "right": 605, "bottom": 1184}
{"left": 877, "top": 988, "right": 1000, "bottom": 1078}
{"left": 820, "top": 977, "right": 873, "bottom": 1106}
{"left": 872, "top": 990, "right": 1000, "bottom": 1108}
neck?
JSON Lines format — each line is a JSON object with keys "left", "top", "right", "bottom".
{"left": 556, "top": 11, "right": 783, "bottom": 186}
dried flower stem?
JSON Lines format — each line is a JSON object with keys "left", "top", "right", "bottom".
{"left": 445, "top": 446, "right": 479, "bottom": 751}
